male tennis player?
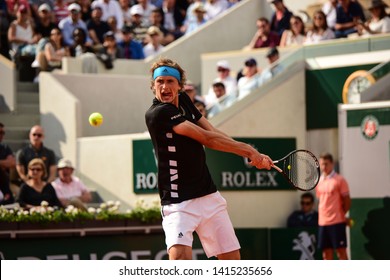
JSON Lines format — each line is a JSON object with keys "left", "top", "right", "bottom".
{"left": 145, "top": 58, "right": 274, "bottom": 260}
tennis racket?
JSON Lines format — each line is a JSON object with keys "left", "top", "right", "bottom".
{"left": 272, "top": 149, "right": 320, "bottom": 191}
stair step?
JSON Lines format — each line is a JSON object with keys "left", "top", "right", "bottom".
{"left": 15, "top": 104, "right": 40, "bottom": 114}
{"left": 4, "top": 126, "right": 30, "bottom": 139}
{"left": 17, "top": 82, "right": 39, "bottom": 92}
{"left": 0, "top": 113, "right": 40, "bottom": 128}
{"left": 17, "top": 91, "right": 39, "bottom": 104}
{"left": 5, "top": 139, "right": 29, "bottom": 153}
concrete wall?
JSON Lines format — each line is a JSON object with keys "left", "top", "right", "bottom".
{"left": 0, "top": 55, "right": 16, "bottom": 112}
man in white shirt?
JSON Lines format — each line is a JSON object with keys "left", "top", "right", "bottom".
{"left": 96, "top": 0, "right": 124, "bottom": 30}
{"left": 52, "top": 159, "right": 92, "bottom": 210}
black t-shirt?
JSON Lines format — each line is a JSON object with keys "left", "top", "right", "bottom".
{"left": 145, "top": 93, "right": 216, "bottom": 205}
{"left": 17, "top": 182, "right": 62, "bottom": 208}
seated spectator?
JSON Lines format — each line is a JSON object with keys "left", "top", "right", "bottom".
{"left": 0, "top": 122, "right": 16, "bottom": 205}
{"left": 53, "top": 0, "right": 69, "bottom": 25}
{"left": 52, "top": 159, "right": 91, "bottom": 210}
{"left": 107, "top": 15, "right": 123, "bottom": 42}
{"left": 205, "top": 60, "right": 238, "bottom": 109}
{"left": 95, "top": 30, "right": 123, "bottom": 69}
{"left": 143, "top": 25, "right": 164, "bottom": 57}
{"left": 357, "top": 0, "right": 390, "bottom": 37}
{"left": 244, "top": 17, "right": 280, "bottom": 50}
{"left": 79, "top": 0, "right": 93, "bottom": 23}
{"left": 194, "top": 98, "right": 208, "bottom": 118}
{"left": 40, "top": 27, "right": 70, "bottom": 71}
{"left": 268, "top": 0, "right": 293, "bottom": 37}
{"left": 207, "top": 82, "right": 236, "bottom": 118}
{"left": 132, "top": 0, "right": 157, "bottom": 26}
{"left": 17, "top": 158, "right": 63, "bottom": 209}
{"left": 129, "top": 4, "right": 149, "bottom": 44}
{"left": 149, "top": 8, "right": 175, "bottom": 45}
{"left": 69, "top": 27, "right": 95, "bottom": 57}
{"left": 183, "top": 0, "right": 204, "bottom": 26}
{"left": 305, "top": 10, "right": 335, "bottom": 44}
{"left": 119, "top": 0, "right": 132, "bottom": 26}
{"left": 260, "top": 47, "right": 284, "bottom": 84}
{"left": 334, "top": 0, "right": 365, "bottom": 38}
{"left": 7, "top": 5, "right": 38, "bottom": 60}
{"left": 279, "top": 15, "right": 305, "bottom": 47}
{"left": 95, "top": 0, "right": 124, "bottom": 30}
{"left": 237, "top": 57, "right": 262, "bottom": 100}
{"left": 59, "top": 3, "right": 92, "bottom": 47}
{"left": 183, "top": 81, "right": 199, "bottom": 103}
{"left": 5, "top": 0, "right": 32, "bottom": 20}
{"left": 16, "top": 125, "right": 57, "bottom": 184}
{"left": 182, "top": 2, "right": 208, "bottom": 35}
{"left": 204, "top": 0, "right": 229, "bottom": 20}
{"left": 117, "top": 25, "right": 145, "bottom": 59}
{"left": 322, "top": 0, "right": 337, "bottom": 30}
{"left": 162, "top": 0, "right": 186, "bottom": 40}
{"left": 87, "top": 2, "right": 111, "bottom": 51}
{"left": 287, "top": 192, "right": 318, "bottom": 227}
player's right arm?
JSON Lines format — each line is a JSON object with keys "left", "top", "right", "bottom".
{"left": 173, "top": 119, "right": 273, "bottom": 170}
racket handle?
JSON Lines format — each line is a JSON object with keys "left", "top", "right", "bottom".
{"left": 272, "top": 165, "right": 282, "bottom": 173}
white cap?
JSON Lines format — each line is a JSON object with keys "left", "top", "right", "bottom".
{"left": 130, "top": 5, "right": 144, "bottom": 16}
{"left": 216, "top": 60, "right": 230, "bottom": 70}
{"left": 38, "top": 3, "right": 51, "bottom": 12}
{"left": 68, "top": 3, "right": 81, "bottom": 12}
{"left": 57, "top": 159, "right": 74, "bottom": 169}
{"left": 91, "top": 1, "right": 103, "bottom": 10}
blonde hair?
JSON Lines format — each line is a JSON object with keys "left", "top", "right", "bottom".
{"left": 149, "top": 57, "right": 187, "bottom": 93}
{"left": 28, "top": 158, "right": 47, "bottom": 179}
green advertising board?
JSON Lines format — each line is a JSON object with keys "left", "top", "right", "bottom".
{"left": 133, "top": 138, "right": 296, "bottom": 193}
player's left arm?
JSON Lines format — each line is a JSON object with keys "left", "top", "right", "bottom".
{"left": 196, "top": 115, "right": 229, "bottom": 137}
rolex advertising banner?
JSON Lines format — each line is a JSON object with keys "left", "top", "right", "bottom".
{"left": 133, "top": 138, "right": 296, "bottom": 194}
{"left": 338, "top": 101, "right": 390, "bottom": 260}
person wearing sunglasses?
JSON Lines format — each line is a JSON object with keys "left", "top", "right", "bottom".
{"left": 287, "top": 192, "right": 318, "bottom": 228}
{"left": 15, "top": 125, "right": 57, "bottom": 185}
{"left": 17, "top": 158, "right": 62, "bottom": 209}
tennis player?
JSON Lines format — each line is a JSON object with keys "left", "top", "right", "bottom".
{"left": 145, "top": 58, "right": 274, "bottom": 260}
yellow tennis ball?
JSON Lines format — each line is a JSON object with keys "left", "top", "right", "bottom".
{"left": 288, "top": 165, "right": 291, "bottom": 170}
{"left": 89, "top": 112, "right": 103, "bottom": 127}
{"left": 350, "top": 219, "right": 355, "bottom": 227}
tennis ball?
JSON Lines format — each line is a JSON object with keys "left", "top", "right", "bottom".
{"left": 350, "top": 219, "right": 355, "bottom": 227}
{"left": 89, "top": 112, "right": 103, "bottom": 127}
{"left": 288, "top": 165, "right": 291, "bottom": 170}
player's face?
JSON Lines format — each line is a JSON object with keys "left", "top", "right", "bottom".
{"left": 153, "top": 76, "right": 181, "bottom": 106}
{"left": 319, "top": 158, "right": 333, "bottom": 176}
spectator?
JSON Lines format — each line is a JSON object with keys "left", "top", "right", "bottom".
{"left": 259, "top": 47, "right": 284, "bottom": 85}
{"left": 316, "top": 152, "right": 351, "bottom": 260}
{"left": 334, "top": 0, "right": 365, "bottom": 38}
{"left": 183, "top": 81, "right": 199, "bottom": 102}
{"left": 95, "top": 0, "right": 124, "bottom": 30}
{"left": 143, "top": 25, "right": 164, "bottom": 57}
{"left": 39, "top": 26, "right": 70, "bottom": 71}
{"left": 149, "top": 8, "right": 175, "bottom": 45}
{"left": 205, "top": 60, "right": 237, "bottom": 108}
{"left": 129, "top": 4, "right": 149, "bottom": 44}
{"left": 117, "top": 25, "right": 145, "bottom": 59}
{"left": 78, "top": 0, "right": 93, "bottom": 23}
{"left": 53, "top": 0, "right": 69, "bottom": 25}
{"left": 52, "top": 159, "right": 92, "bottom": 210}
{"left": 162, "top": 0, "right": 186, "bottom": 39}
{"left": 107, "top": 15, "right": 123, "bottom": 42}
{"left": 87, "top": 2, "right": 111, "bottom": 50}
{"left": 244, "top": 17, "right": 280, "bottom": 50}
{"left": 7, "top": 5, "right": 38, "bottom": 60}
{"left": 69, "top": 27, "right": 95, "bottom": 57}
{"left": 58, "top": 3, "right": 91, "bottom": 46}
{"left": 357, "top": 0, "right": 390, "bottom": 37}
{"left": 207, "top": 82, "right": 235, "bottom": 118}
{"left": 183, "top": 2, "right": 208, "bottom": 35}
{"left": 119, "top": 0, "right": 132, "bottom": 26}
{"left": 0, "top": 123, "right": 16, "bottom": 205}
{"left": 0, "top": 0, "right": 11, "bottom": 59}
{"left": 29, "top": 0, "right": 54, "bottom": 21}
{"left": 204, "top": 0, "right": 229, "bottom": 20}
{"left": 97, "top": 30, "right": 124, "bottom": 60}
{"left": 287, "top": 192, "right": 318, "bottom": 227}
{"left": 305, "top": 10, "right": 335, "bottom": 44}
{"left": 16, "top": 125, "right": 57, "bottom": 184}
{"left": 34, "top": 4, "right": 57, "bottom": 42}
{"left": 183, "top": 0, "right": 204, "bottom": 26}
{"left": 237, "top": 57, "right": 262, "bottom": 100}
{"left": 279, "top": 15, "right": 305, "bottom": 47}
{"left": 322, "top": 0, "right": 338, "bottom": 30}
{"left": 132, "top": 0, "right": 157, "bottom": 26}
{"left": 5, "top": 0, "right": 32, "bottom": 20}
{"left": 194, "top": 98, "right": 207, "bottom": 118}
{"left": 268, "top": 0, "right": 293, "bottom": 37}
{"left": 17, "top": 158, "right": 62, "bottom": 209}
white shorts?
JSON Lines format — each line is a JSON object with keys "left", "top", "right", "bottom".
{"left": 161, "top": 191, "right": 240, "bottom": 258}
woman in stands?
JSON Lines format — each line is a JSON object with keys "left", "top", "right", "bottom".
{"left": 279, "top": 15, "right": 306, "bottom": 47}
{"left": 357, "top": 0, "right": 390, "bottom": 37}
{"left": 17, "top": 158, "right": 63, "bottom": 209}
{"left": 42, "top": 27, "right": 70, "bottom": 70}
{"left": 305, "top": 10, "right": 335, "bottom": 44}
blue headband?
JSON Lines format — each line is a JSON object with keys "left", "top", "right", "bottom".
{"left": 153, "top": 66, "right": 181, "bottom": 81}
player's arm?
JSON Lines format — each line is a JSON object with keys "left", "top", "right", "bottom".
{"left": 342, "top": 194, "right": 351, "bottom": 215}
{"left": 173, "top": 120, "right": 273, "bottom": 170}
{"left": 197, "top": 116, "right": 229, "bottom": 137}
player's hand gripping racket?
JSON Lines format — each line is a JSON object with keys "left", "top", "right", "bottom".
{"left": 272, "top": 150, "right": 320, "bottom": 191}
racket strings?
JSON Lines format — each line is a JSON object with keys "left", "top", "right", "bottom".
{"left": 288, "top": 152, "right": 319, "bottom": 191}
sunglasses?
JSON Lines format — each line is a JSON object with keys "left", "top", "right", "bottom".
{"left": 32, "top": 133, "right": 43, "bottom": 137}
{"left": 29, "top": 168, "right": 43, "bottom": 172}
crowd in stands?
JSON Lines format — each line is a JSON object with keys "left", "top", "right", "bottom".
{"left": 193, "top": 0, "right": 390, "bottom": 119}
{"left": 0, "top": 123, "right": 92, "bottom": 211}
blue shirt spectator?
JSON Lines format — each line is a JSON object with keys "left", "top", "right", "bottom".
{"left": 117, "top": 25, "right": 145, "bottom": 59}
{"left": 335, "top": 0, "right": 365, "bottom": 38}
